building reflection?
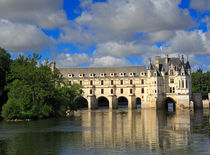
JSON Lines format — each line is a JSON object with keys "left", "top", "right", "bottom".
{"left": 80, "top": 109, "right": 191, "bottom": 151}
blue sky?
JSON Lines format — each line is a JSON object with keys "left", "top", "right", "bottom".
{"left": 0, "top": 0, "right": 209, "bottom": 71}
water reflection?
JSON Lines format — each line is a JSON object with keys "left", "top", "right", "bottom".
{"left": 0, "top": 109, "right": 209, "bottom": 154}
{"left": 80, "top": 109, "right": 191, "bottom": 153}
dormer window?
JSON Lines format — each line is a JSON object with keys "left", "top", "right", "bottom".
{"left": 129, "top": 72, "right": 134, "bottom": 76}
{"left": 68, "top": 73, "right": 73, "bottom": 78}
{"left": 141, "top": 72, "right": 145, "bottom": 76}
{"left": 110, "top": 73, "right": 116, "bottom": 77}
{"left": 89, "top": 73, "right": 94, "bottom": 77}
{"left": 79, "top": 73, "right": 84, "bottom": 77}
{"left": 119, "top": 72, "right": 125, "bottom": 77}
{"left": 170, "top": 70, "right": 174, "bottom": 76}
{"left": 100, "top": 73, "right": 105, "bottom": 77}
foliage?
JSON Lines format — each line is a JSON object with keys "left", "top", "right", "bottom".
{"left": 191, "top": 69, "right": 210, "bottom": 99}
{"left": 1, "top": 54, "right": 83, "bottom": 120}
{"left": 0, "top": 47, "right": 11, "bottom": 113}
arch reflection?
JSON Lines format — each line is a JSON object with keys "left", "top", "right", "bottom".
{"left": 80, "top": 109, "right": 191, "bottom": 151}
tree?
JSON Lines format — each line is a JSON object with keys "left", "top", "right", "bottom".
{"left": 0, "top": 47, "right": 11, "bottom": 114}
{"left": 192, "top": 69, "right": 210, "bottom": 99}
{"left": 1, "top": 54, "right": 83, "bottom": 120}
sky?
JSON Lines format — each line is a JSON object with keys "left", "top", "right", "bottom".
{"left": 0, "top": 0, "right": 209, "bottom": 71}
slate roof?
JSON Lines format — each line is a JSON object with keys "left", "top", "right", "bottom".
{"left": 59, "top": 66, "right": 147, "bottom": 78}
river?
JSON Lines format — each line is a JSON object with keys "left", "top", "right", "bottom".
{"left": 0, "top": 108, "right": 210, "bottom": 155}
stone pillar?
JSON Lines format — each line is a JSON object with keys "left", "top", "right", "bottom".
{"left": 192, "top": 93, "right": 202, "bottom": 109}
{"left": 108, "top": 95, "right": 118, "bottom": 109}
{"left": 128, "top": 95, "right": 136, "bottom": 109}
{"left": 87, "top": 95, "right": 97, "bottom": 109}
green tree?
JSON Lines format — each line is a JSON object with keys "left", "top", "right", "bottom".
{"left": 192, "top": 69, "right": 210, "bottom": 99}
{"left": 1, "top": 54, "right": 83, "bottom": 120}
{"left": 0, "top": 47, "right": 11, "bottom": 114}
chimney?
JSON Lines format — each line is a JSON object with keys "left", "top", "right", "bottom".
{"left": 181, "top": 55, "right": 184, "bottom": 63}
{"left": 148, "top": 58, "right": 151, "bottom": 67}
{"left": 165, "top": 54, "right": 168, "bottom": 64}
{"left": 155, "top": 56, "right": 160, "bottom": 68}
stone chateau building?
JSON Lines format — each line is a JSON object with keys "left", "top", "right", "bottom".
{"left": 57, "top": 55, "right": 192, "bottom": 110}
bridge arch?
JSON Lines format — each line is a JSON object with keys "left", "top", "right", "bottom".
{"left": 118, "top": 96, "right": 128, "bottom": 109}
{"left": 136, "top": 97, "right": 141, "bottom": 109}
{"left": 164, "top": 97, "right": 176, "bottom": 112}
{"left": 75, "top": 97, "right": 88, "bottom": 108}
{"left": 97, "top": 96, "right": 109, "bottom": 108}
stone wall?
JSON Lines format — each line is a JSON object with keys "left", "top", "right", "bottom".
{"left": 202, "top": 100, "right": 209, "bottom": 109}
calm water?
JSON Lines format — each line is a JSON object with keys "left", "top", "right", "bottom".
{"left": 0, "top": 109, "right": 210, "bottom": 155}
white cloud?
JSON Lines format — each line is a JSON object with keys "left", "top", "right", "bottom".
{"left": 55, "top": 52, "right": 130, "bottom": 67}
{"left": 190, "top": 0, "right": 210, "bottom": 11}
{"left": 55, "top": 53, "right": 92, "bottom": 68}
{"left": 93, "top": 41, "right": 161, "bottom": 57}
{"left": 0, "top": 19, "right": 53, "bottom": 52}
{"left": 60, "top": 0, "right": 194, "bottom": 45}
{"left": 91, "top": 56, "right": 130, "bottom": 66}
{"left": 0, "top": 0, "right": 68, "bottom": 29}
{"left": 163, "top": 30, "right": 210, "bottom": 55}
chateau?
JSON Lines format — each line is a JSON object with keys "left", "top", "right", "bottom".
{"left": 58, "top": 55, "right": 192, "bottom": 110}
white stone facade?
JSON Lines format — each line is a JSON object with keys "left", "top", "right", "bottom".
{"left": 58, "top": 55, "right": 192, "bottom": 110}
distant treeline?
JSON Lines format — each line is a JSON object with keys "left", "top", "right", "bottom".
{"left": 0, "top": 47, "right": 84, "bottom": 120}
{"left": 191, "top": 69, "right": 210, "bottom": 99}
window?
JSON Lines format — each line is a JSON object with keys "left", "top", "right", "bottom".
{"left": 120, "top": 80, "right": 123, "bottom": 85}
{"left": 154, "top": 81, "right": 156, "bottom": 84}
{"left": 90, "top": 89, "right": 92, "bottom": 94}
{"left": 155, "top": 90, "right": 157, "bottom": 93}
{"left": 120, "top": 72, "right": 125, "bottom": 76}
{"left": 170, "top": 70, "right": 174, "bottom": 75}
{"left": 120, "top": 88, "right": 123, "bottom": 94}
{"left": 79, "top": 73, "right": 84, "bottom": 77}
{"left": 130, "top": 79, "right": 133, "bottom": 85}
{"left": 101, "top": 89, "right": 104, "bottom": 94}
{"left": 182, "top": 80, "right": 184, "bottom": 88}
{"left": 141, "top": 88, "right": 144, "bottom": 93}
{"left": 100, "top": 73, "right": 105, "bottom": 77}
{"left": 68, "top": 73, "right": 73, "bottom": 78}
{"left": 111, "top": 80, "right": 114, "bottom": 85}
{"left": 170, "top": 87, "right": 172, "bottom": 93}
{"left": 69, "top": 81, "right": 72, "bottom": 85}
{"left": 129, "top": 72, "right": 134, "bottom": 76}
{"left": 110, "top": 89, "right": 113, "bottom": 94}
{"left": 101, "top": 80, "right": 104, "bottom": 85}
{"left": 110, "top": 73, "right": 115, "bottom": 77}
{"left": 170, "top": 87, "right": 175, "bottom": 93}
{"left": 89, "top": 73, "right": 94, "bottom": 77}
{"left": 130, "top": 89, "right": 133, "bottom": 94}
{"left": 90, "top": 80, "right": 93, "bottom": 85}
{"left": 141, "top": 79, "right": 144, "bottom": 84}
{"left": 170, "top": 79, "right": 174, "bottom": 83}
{"left": 80, "top": 80, "right": 82, "bottom": 85}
